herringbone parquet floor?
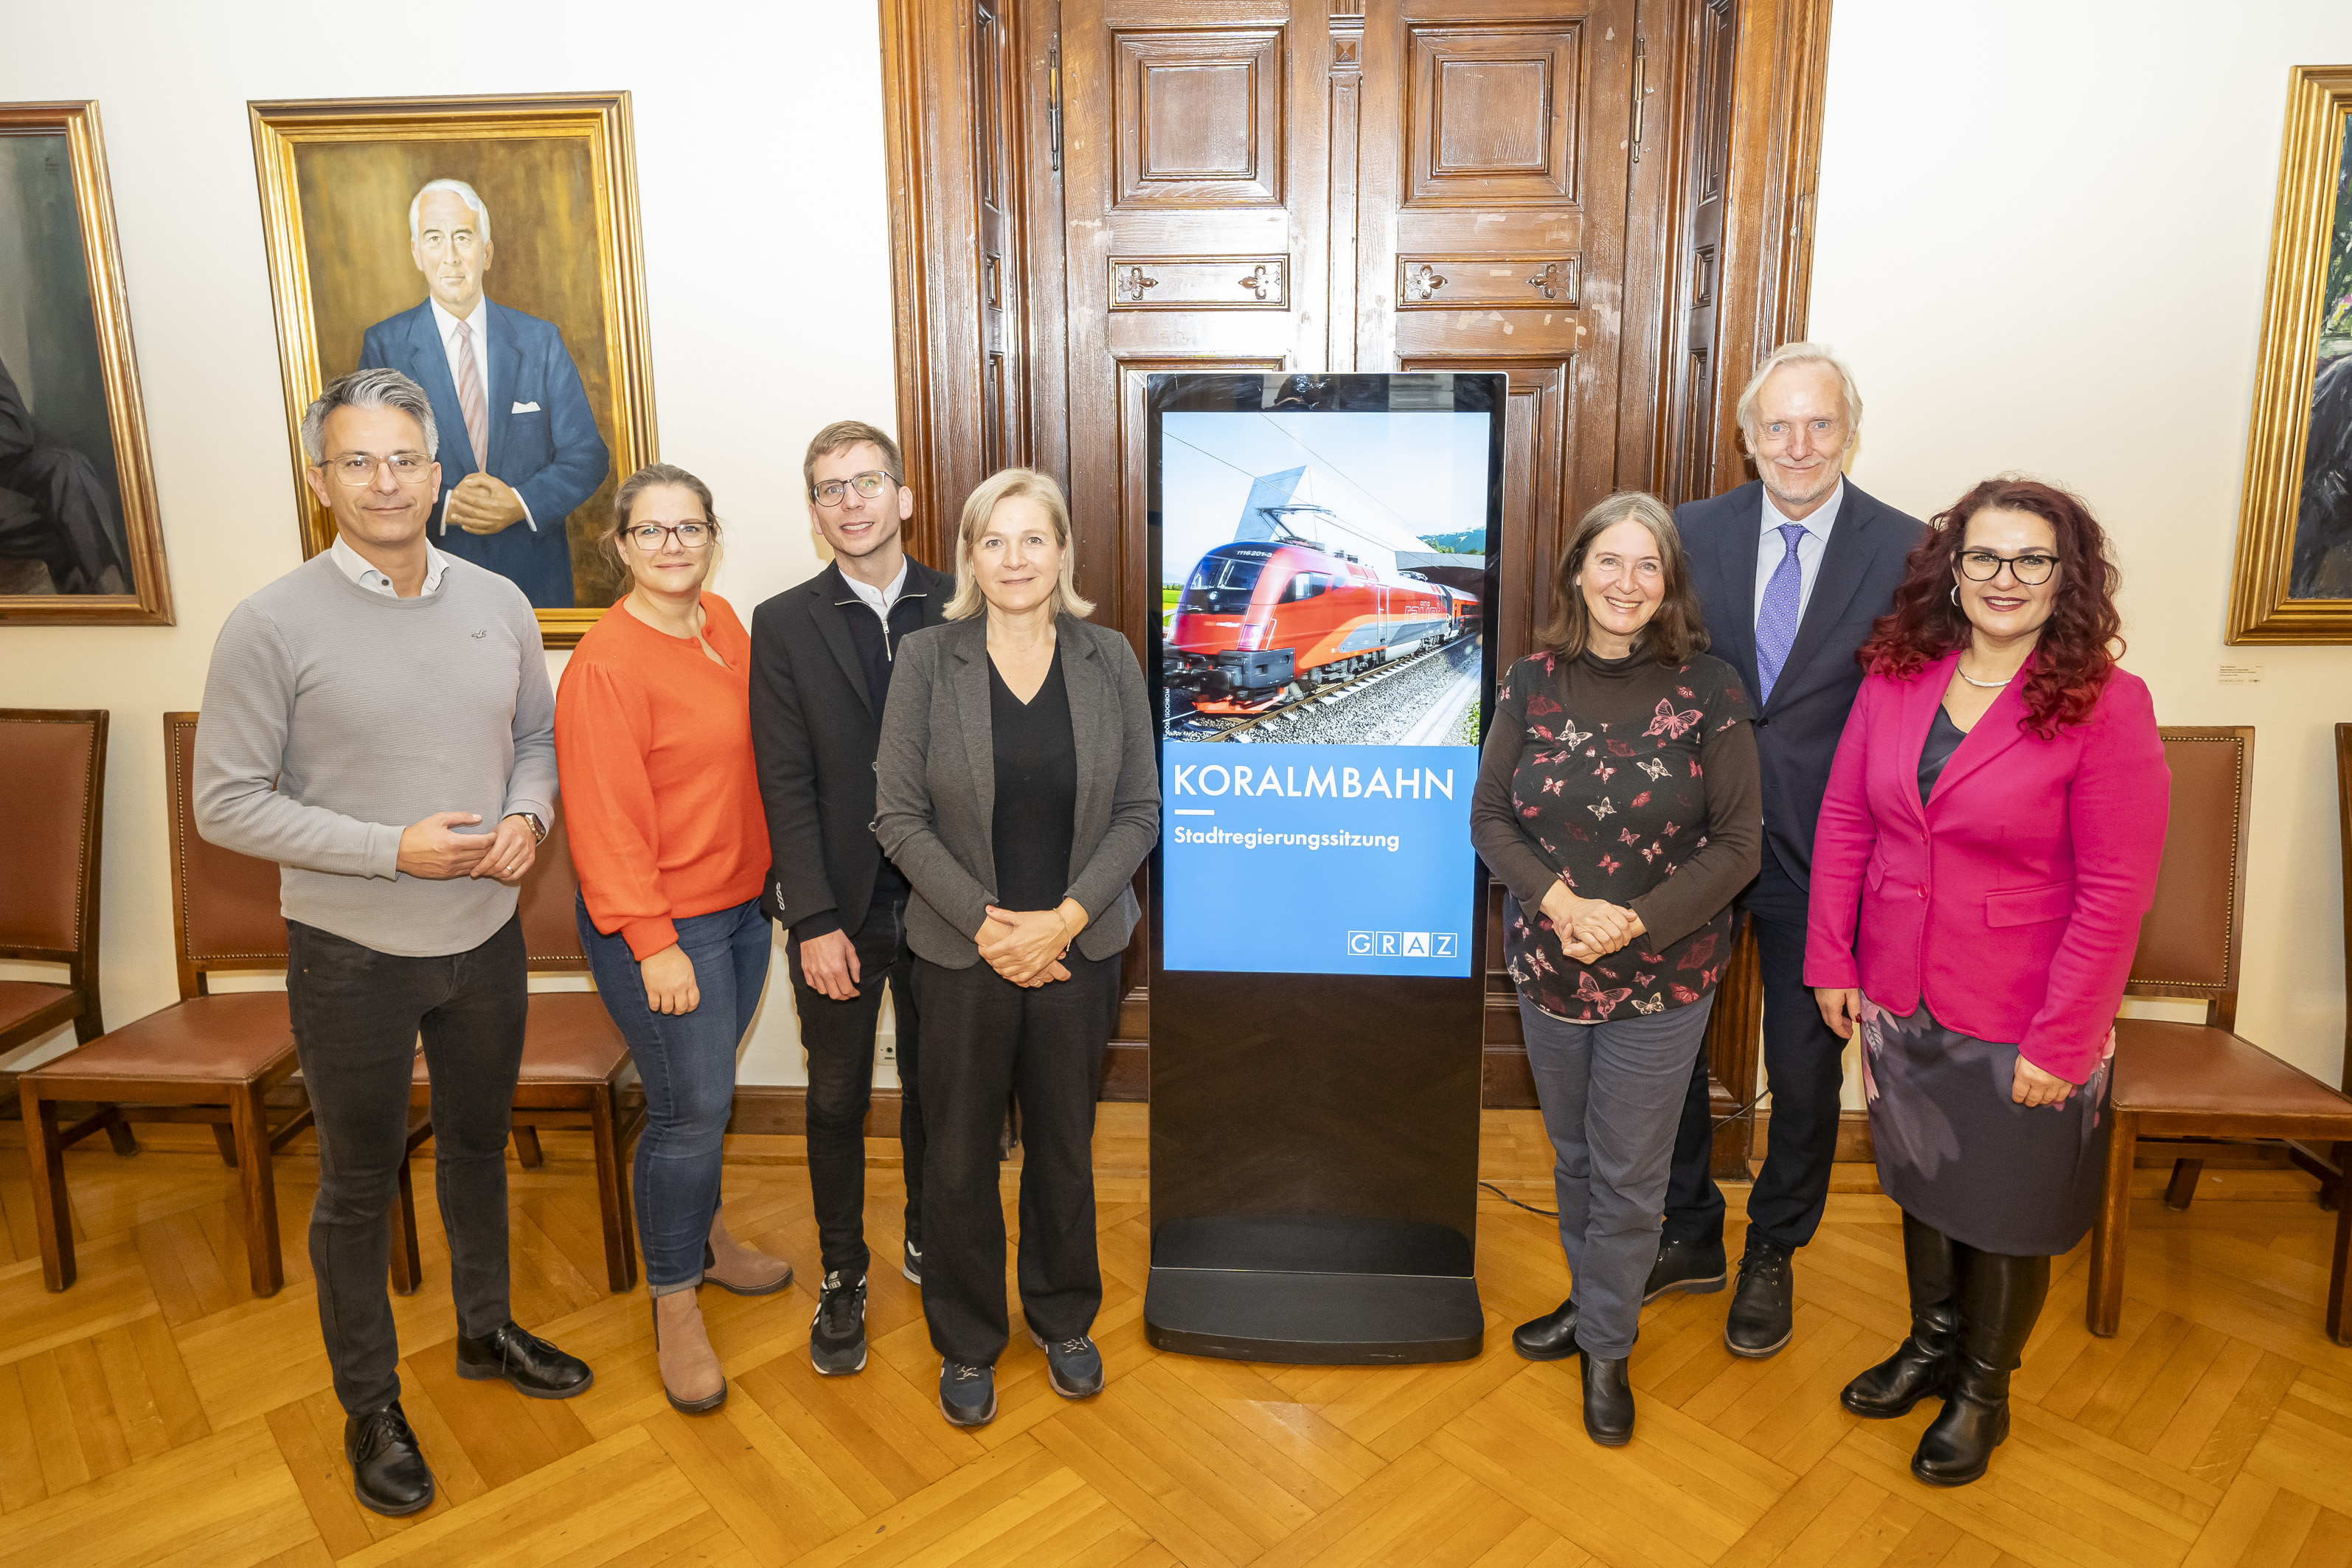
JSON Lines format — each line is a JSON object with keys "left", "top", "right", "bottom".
{"left": 4, "top": 1106, "right": 2351, "bottom": 1568}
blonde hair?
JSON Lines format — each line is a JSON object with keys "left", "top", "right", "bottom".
{"left": 1733, "top": 339, "right": 1864, "bottom": 446}
{"left": 945, "top": 468, "right": 1095, "bottom": 620}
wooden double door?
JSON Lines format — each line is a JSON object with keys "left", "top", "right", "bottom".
{"left": 887, "top": 0, "right": 1818, "bottom": 1131}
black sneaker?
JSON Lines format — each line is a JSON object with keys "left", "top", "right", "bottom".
{"left": 903, "top": 1237, "right": 923, "bottom": 1285}
{"left": 939, "top": 1360, "right": 997, "bottom": 1426}
{"left": 1725, "top": 1235, "right": 1796, "bottom": 1359}
{"left": 344, "top": 1400, "right": 434, "bottom": 1517}
{"left": 1028, "top": 1329, "right": 1105, "bottom": 1398}
{"left": 811, "top": 1272, "right": 867, "bottom": 1376}
{"left": 1643, "top": 1238, "right": 1729, "bottom": 1303}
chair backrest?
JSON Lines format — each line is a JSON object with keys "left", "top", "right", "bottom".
{"left": 2126, "top": 726, "right": 2253, "bottom": 1031}
{"left": 0, "top": 710, "right": 107, "bottom": 987}
{"left": 2337, "top": 724, "right": 2351, "bottom": 1092}
{"left": 164, "top": 712, "right": 290, "bottom": 998}
{"left": 518, "top": 805, "right": 590, "bottom": 973}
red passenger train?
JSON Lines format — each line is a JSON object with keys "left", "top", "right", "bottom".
{"left": 1165, "top": 541, "right": 1480, "bottom": 714}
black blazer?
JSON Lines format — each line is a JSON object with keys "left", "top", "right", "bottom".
{"left": 1676, "top": 479, "right": 1927, "bottom": 889}
{"left": 874, "top": 614, "right": 1159, "bottom": 968}
{"left": 749, "top": 558, "right": 954, "bottom": 939}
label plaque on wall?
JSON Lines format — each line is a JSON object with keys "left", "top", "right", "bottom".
{"left": 1145, "top": 371, "right": 1502, "bottom": 1364}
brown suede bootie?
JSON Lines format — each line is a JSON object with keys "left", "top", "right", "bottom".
{"left": 653, "top": 1287, "right": 726, "bottom": 1414}
{"left": 704, "top": 1209, "right": 795, "bottom": 1297}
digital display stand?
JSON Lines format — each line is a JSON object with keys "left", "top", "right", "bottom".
{"left": 1144, "top": 372, "right": 1502, "bottom": 1364}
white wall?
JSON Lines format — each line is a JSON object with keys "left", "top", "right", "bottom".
{"left": 1808, "top": 2, "right": 2352, "bottom": 1080}
{"left": 0, "top": 0, "right": 901, "bottom": 1085}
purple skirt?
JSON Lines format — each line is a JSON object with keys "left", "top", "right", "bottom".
{"left": 1859, "top": 996, "right": 2115, "bottom": 1257}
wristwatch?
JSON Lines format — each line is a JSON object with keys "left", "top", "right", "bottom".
{"left": 511, "top": 811, "right": 547, "bottom": 844}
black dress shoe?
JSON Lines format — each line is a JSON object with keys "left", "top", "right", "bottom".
{"left": 1578, "top": 1350, "right": 1635, "bottom": 1446}
{"left": 345, "top": 1401, "right": 434, "bottom": 1517}
{"left": 455, "top": 1321, "right": 594, "bottom": 1399}
{"left": 1511, "top": 1298, "right": 1581, "bottom": 1361}
{"left": 1725, "top": 1235, "right": 1795, "bottom": 1359}
{"left": 1643, "top": 1238, "right": 1728, "bottom": 1303}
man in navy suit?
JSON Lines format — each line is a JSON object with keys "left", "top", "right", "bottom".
{"left": 1648, "top": 344, "right": 1929, "bottom": 1359}
{"left": 358, "top": 179, "right": 608, "bottom": 608}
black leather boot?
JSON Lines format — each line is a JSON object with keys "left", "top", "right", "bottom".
{"left": 1511, "top": 1298, "right": 1580, "bottom": 1361}
{"left": 1842, "top": 1211, "right": 1957, "bottom": 1418}
{"left": 1912, "top": 1249, "right": 2049, "bottom": 1487}
{"left": 1578, "top": 1348, "right": 1635, "bottom": 1446}
{"left": 1724, "top": 1233, "right": 1794, "bottom": 1358}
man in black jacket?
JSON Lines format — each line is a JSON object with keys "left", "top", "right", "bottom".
{"left": 751, "top": 420, "right": 952, "bottom": 1376}
{"left": 1649, "top": 344, "right": 1928, "bottom": 1359}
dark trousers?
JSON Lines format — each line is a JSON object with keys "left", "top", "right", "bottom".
{"left": 286, "top": 914, "right": 528, "bottom": 1415}
{"left": 1662, "top": 854, "right": 1848, "bottom": 1252}
{"left": 915, "top": 949, "right": 1120, "bottom": 1366}
{"left": 787, "top": 887, "right": 923, "bottom": 1282}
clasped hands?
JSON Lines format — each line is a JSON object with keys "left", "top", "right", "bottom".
{"left": 1538, "top": 881, "right": 1644, "bottom": 963}
{"left": 446, "top": 472, "right": 528, "bottom": 535}
{"left": 976, "top": 898, "right": 1086, "bottom": 988}
{"left": 395, "top": 811, "right": 538, "bottom": 885}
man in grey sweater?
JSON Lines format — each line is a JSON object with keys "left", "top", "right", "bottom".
{"left": 195, "top": 367, "right": 592, "bottom": 1519}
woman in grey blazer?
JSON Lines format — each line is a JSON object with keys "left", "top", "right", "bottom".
{"left": 875, "top": 467, "right": 1159, "bottom": 1429}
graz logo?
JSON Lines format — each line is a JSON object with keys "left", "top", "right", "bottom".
{"left": 1347, "top": 931, "right": 1458, "bottom": 958}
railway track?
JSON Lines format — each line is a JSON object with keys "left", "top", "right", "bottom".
{"left": 1166, "top": 633, "right": 1479, "bottom": 743}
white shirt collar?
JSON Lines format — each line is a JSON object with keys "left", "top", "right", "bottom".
{"left": 1763, "top": 476, "right": 1845, "bottom": 539}
{"left": 330, "top": 533, "right": 451, "bottom": 597}
{"left": 429, "top": 296, "right": 488, "bottom": 347}
{"left": 839, "top": 558, "right": 909, "bottom": 614}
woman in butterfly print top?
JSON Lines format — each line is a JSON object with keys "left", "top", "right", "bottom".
{"left": 1471, "top": 492, "right": 1760, "bottom": 1449}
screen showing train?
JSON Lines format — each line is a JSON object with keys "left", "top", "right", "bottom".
{"left": 1148, "top": 372, "right": 1502, "bottom": 978}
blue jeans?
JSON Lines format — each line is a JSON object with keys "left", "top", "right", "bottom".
{"left": 579, "top": 894, "right": 772, "bottom": 1291}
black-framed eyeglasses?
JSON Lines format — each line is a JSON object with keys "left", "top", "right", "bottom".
{"left": 324, "top": 452, "right": 434, "bottom": 488}
{"left": 625, "top": 521, "right": 714, "bottom": 552}
{"left": 811, "top": 470, "right": 896, "bottom": 506}
{"left": 1957, "top": 549, "right": 2057, "bottom": 585}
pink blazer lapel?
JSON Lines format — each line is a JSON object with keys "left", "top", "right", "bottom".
{"left": 1891, "top": 654, "right": 1954, "bottom": 828}
{"left": 1927, "top": 651, "right": 2036, "bottom": 808}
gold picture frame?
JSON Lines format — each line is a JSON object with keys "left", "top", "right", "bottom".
{"left": 249, "top": 92, "right": 656, "bottom": 648}
{"left": 0, "top": 100, "right": 173, "bottom": 627}
{"left": 2228, "top": 65, "right": 2352, "bottom": 643}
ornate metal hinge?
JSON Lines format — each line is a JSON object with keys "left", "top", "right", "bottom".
{"left": 1404, "top": 263, "right": 1447, "bottom": 302}
{"left": 1049, "top": 36, "right": 1064, "bottom": 173}
{"left": 1525, "top": 263, "right": 1564, "bottom": 300}
{"left": 1236, "top": 264, "right": 1274, "bottom": 300}
{"left": 1116, "top": 266, "right": 1159, "bottom": 302}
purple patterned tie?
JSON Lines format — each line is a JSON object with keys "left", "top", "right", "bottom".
{"left": 1754, "top": 522, "right": 1809, "bottom": 704}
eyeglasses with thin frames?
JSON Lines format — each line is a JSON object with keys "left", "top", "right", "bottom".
{"left": 324, "top": 452, "right": 434, "bottom": 488}
{"left": 625, "top": 521, "right": 715, "bottom": 552}
{"left": 811, "top": 470, "right": 896, "bottom": 507}
{"left": 1956, "top": 549, "right": 2057, "bottom": 585}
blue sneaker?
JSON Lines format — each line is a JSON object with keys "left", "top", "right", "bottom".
{"left": 939, "top": 1360, "right": 996, "bottom": 1426}
{"left": 1029, "top": 1330, "right": 1104, "bottom": 1398}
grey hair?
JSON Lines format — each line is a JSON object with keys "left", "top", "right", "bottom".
{"left": 1734, "top": 340, "right": 1864, "bottom": 444}
{"left": 408, "top": 178, "right": 492, "bottom": 244}
{"left": 300, "top": 367, "right": 439, "bottom": 465}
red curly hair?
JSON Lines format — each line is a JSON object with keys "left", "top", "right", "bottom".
{"left": 1856, "top": 477, "right": 2123, "bottom": 737}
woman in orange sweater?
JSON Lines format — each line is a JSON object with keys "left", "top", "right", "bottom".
{"left": 555, "top": 464, "right": 793, "bottom": 1416}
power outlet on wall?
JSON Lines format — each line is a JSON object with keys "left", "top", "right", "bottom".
{"left": 878, "top": 1040, "right": 897, "bottom": 1064}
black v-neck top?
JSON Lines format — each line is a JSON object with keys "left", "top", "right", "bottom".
{"left": 1917, "top": 704, "right": 1968, "bottom": 805}
{"left": 988, "top": 652, "right": 1077, "bottom": 911}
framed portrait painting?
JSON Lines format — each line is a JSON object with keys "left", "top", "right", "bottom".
{"left": 2229, "top": 65, "right": 2352, "bottom": 642}
{"left": 250, "top": 92, "right": 656, "bottom": 647}
{"left": 0, "top": 100, "right": 173, "bottom": 626}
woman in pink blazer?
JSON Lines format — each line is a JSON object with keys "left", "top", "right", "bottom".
{"left": 1805, "top": 477, "right": 2166, "bottom": 1489}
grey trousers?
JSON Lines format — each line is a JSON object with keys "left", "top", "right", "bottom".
{"left": 1521, "top": 992, "right": 1717, "bottom": 1360}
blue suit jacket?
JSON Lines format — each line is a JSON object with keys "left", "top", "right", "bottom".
{"left": 1676, "top": 479, "right": 1926, "bottom": 892}
{"left": 358, "top": 299, "right": 609, "bottom": 608}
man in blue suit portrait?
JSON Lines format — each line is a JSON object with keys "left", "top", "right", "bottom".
{"left": 358, "top": 178, "right": 608, "bottom": 608}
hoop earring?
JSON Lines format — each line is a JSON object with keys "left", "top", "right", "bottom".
{"left": 1949, "top": 584, "right": 1960, "bottom": 607}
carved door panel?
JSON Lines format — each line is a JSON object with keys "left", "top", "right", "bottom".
{"left": 1355, "top": 0, "right": 1642, "bottom": 669}
{"left": 1059, "top": 0, "right": 1333, "bottom": 656}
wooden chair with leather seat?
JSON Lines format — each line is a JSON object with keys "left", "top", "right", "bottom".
{"left": 0, "top": 710, "right": 111, "bottom": 1109}
{"left": 2087, "top": 726, "right": 2352, "bottom": 1342}
{"left": 410, "top": 805, "right": 643, "bottom": 1292}
{"left": 21, "top": 712, "right": 317, "bottom": 1294}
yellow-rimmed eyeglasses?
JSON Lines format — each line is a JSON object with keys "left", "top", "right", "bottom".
{"left": 811, "top": 470, "right": 895, "bottom": 506}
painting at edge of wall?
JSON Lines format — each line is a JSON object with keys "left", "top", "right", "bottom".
{"left": 0, "top": 100, "right": 175, "bottom": 628}
{"left": 249, "top": 92, "right": 657, "bottom": 650}
{"left": 2228, "top": 65, "right": 2352, "bottom": 643}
